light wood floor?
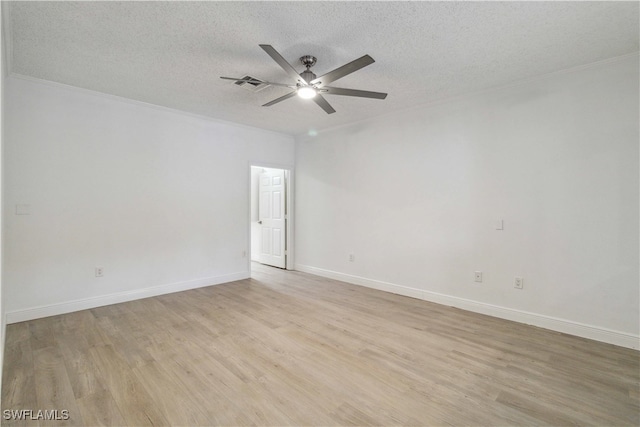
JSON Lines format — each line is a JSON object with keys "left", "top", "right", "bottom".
{"left": 2, "top": 264, "right": 639, "bottom": 426}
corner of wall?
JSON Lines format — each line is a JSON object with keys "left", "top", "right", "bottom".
{"left": 0, "top": 0, "right": 8, "bottom": 390}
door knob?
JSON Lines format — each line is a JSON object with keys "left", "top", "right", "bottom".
{"left": 258, "top": 220, "right": 262, "bottom": 224}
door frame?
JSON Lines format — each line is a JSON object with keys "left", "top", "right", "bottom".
{"left": 248, "top": 162, "right": 294, "bottom": 271}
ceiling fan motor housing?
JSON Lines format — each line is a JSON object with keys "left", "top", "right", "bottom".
{"left": 300, "top": 69, "right": 317, "bottom": 84}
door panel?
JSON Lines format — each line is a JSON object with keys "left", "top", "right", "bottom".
{"left": 258, "top": 169, "right": 286, "bottom": 268}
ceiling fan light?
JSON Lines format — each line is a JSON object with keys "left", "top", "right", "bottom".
{"left": 297, "top": 86, "right": 317, "bottom": 99}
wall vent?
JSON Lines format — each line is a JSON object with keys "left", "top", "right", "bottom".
{"left": 233, "top": 75, "right": 269, "bottom": 92}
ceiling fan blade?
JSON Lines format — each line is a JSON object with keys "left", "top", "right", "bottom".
{"left": 323, "top": 87, "right": 387, "bottom": 99}
{"left": 220, "top": 77, "right": 295, "bottom": 89}
{"left": 262, "top": 91, "right": 297, "bottom": 107}
{"left": 312, "top": 94, "right": 336, "bottom": 114}
{"left": 310, "top": 55, "right": 375, "bottom": 88}
{"left": 259, "top": 44, "right": 307, "bottom": 86}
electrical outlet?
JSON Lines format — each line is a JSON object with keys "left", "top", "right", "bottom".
{"left": 514, "top": 277, "right": 523, "bottom": 289}
{"left": 95, "top": 267, "right": 104, "bottom": 278}
{"left": 474, "top": 271, "right": 483, "bottom": 282}
{"left": 349, "top": 254, "right": 355, "bottom": 262}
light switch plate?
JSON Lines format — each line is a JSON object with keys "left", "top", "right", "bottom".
{"left": 15, "top": 204, "right": 31, "bottom": 215}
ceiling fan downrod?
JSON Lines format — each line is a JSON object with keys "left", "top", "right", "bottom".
{"left": 299, "top": 55, "right": 317, "bottom": 84}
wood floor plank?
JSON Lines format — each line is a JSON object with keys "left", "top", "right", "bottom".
{"left": 27, "top": 319, "right": 56, "bottom": 352}
{"left": 1, "top": 263, "right": 638, "bottom": 426}
{"left": 87, "top": 344, "right": 169, "bottom": 426}
{"left": 32, "top": 346, "right": 82, "bottom": 427}
{"left": 74, "top": 389, "right": 127, "bottom": 427}
{"left": 495, "top": 389, "right": 587, "bottom": 426}
{"left": 4, "top": 323, "right": 30, "bottom": 347}
{"left": 92, "top": 316, "right": 155, "bottom": 368}
{"left": 162, "top": 350, "right": 257, "bottom": 425}
{"left": 1, "top": 338, "right": 38, "bottom": 427}
{"left": 55, "top": 334, "right": 104, "bottom": 400}
{"left": 132, "top": 361, "right": 211, "bottom": 426}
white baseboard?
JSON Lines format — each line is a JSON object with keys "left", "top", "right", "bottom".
{"left": 295, "top": 264, "right": 424, "bottom": 300}
{"left": 294, "top": 264, "right": 639, "bottom": 350}
{"left": 6, "top": 271, "right": 250, "bottom": 324}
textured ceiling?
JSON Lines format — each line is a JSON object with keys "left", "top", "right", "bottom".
{"left": 5, "top": 1, "right": 639, "bottom": 136}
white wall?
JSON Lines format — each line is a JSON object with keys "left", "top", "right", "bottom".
{"left": 4, "top": 76, "right": 295, "bottom": 321}
{"left": 295, "top": 55, "right": 639, "bottom": 348}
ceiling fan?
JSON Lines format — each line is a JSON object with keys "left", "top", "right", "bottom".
{"left": 221, "top": 44, "right": 387, "bottom": 114}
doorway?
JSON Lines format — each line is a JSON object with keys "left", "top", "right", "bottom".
{"left": 250, "top": 165, "right": 293, "bottom": 270}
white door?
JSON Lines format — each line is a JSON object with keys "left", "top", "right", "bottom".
{"left": 258, "top": 169, "right": 286, "bottom": 268}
